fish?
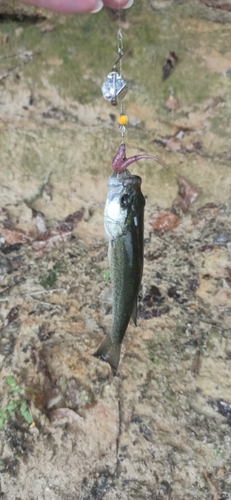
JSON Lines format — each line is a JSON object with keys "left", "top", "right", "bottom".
{"left": 94, "top": 169, "right": 145, "bottom": 375}
{"left": 94, "top": 143, "right": 165, "bottom": 374}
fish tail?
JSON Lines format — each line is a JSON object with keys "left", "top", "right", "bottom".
{"left": 94, "top": 336, "right": 121, "bottom": 376}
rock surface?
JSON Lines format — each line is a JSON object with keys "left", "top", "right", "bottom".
{"left": 0, "top": 1, "right": 231, "bottom": 499}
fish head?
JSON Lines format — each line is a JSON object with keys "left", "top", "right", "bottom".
{"left": 104, "top": 170, "right": 145, "bottom": 240}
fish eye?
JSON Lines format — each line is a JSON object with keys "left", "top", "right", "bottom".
{"left": 120, "top": 194, "right": 129, "bottom": 208}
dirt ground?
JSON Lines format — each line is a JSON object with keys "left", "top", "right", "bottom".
{"left": 0, "top": 1, "right": 231, "bottom": 499}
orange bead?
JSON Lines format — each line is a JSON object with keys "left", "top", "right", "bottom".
{"left": 117, "top": 114, "right": 128, "bottom": 126}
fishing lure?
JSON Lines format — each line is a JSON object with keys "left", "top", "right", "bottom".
{"left": 112, "top": 143, "right": 165, "bottom": 173}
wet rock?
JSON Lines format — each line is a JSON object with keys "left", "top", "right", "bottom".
{"left": 150, "top": 212, "right": 179, "bottom": 232}
{"left": 66, "top": 378, "right": 95, "bottom": 409}
{"left": 1, "top": 243, "right": 22, "bottom": 254}
{"left": 0, "top": 255, "right": 13, "bottom": 277}
{"left": 213, "top": 233, "right": 231, "bottom": 246}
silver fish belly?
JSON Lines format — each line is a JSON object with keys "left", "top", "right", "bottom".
{"left": 94, "top": 170, "right": 145, "bottom": 375}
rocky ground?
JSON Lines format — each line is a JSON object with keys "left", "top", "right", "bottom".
{"left": 0, "top": 1, "right": 231, "bottom": 499}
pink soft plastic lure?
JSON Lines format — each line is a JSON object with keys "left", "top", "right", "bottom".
{"left": 112, "top": 143, "right": 165, "bottom": 173}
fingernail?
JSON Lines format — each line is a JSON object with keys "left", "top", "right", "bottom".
{"left": 122, "top": 0, "right": 134, "bottom": 8}
{"left": 91, "top": 0, "right": 103, "bottom": 13}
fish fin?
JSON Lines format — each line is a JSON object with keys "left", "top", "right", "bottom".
{"left": 131, "top": 298, "right": 138, "bottom": 326}
{"left": 108, "top": 240, "right": 112, "bottom": 267}
{"left": 94, "top": 336, "right": 121, "bottom": 376}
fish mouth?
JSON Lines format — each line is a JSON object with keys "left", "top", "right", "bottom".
{"left": 108, "top": 171, "right": 142, "bottom": 188}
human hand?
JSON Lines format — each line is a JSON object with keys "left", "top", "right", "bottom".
{"left": 21, "top": 0, "right": 133, "bottom": 14}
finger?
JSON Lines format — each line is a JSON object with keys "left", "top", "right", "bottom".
{"left": 22, "top": 0, "right": 101, "bottom": 13}
{"left": 103, "top": 0, "right": 133, "bottom": 8}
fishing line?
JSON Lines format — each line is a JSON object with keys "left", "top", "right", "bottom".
{"left": 95, "top": 3, "right": 167, "bottom": 375}
{"left": 101, "top": 0, "right": 128, "bottom": 141}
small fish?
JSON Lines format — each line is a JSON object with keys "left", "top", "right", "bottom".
{"left": 94, "top": 169, "right": 145, "bottom": 375}
{"left": 94, "top": 144, "right": 165, "bottom": 374}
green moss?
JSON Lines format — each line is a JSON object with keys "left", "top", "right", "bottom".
{"left": 39, "top": 260, "right": 64, "bottom": 289}
{"left": 210, "top": 102, "right": 231, "bottom": 139}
